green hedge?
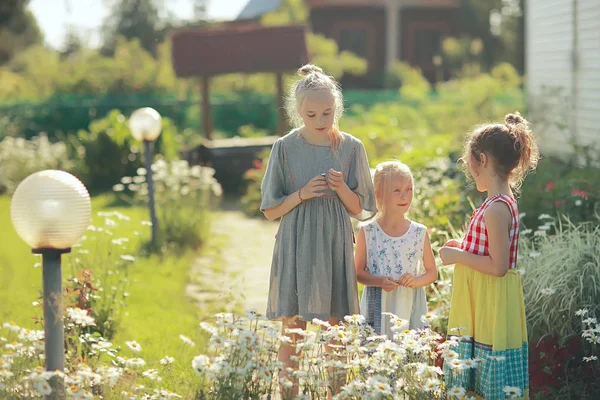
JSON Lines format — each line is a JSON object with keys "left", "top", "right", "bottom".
{"left": 0, "top": 90, "right": 525, "bottom": 140}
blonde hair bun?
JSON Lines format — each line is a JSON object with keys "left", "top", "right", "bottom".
{"left": 298, "top": 64, "right": 324, "bottom": 77}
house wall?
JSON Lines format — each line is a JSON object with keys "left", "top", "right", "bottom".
{"left": 310, "top": 6, "right": 459, "bottom": 87}
{"left": 310, "top": 7, "right": 387, "bottom": 88}
{"left": 526, "top": 0, "right": 600, "bottom": 156}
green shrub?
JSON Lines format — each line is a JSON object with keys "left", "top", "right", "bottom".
{"left": 0, "top": 134, "right": 82, "bottom": 195}
{"left": 518, "top": 157, "right": 600, "bottom": 228}
{"left": 114, "top": 159, "right": 222, "bottom": 250}
{"left": 77, "top": 109, "right": 180, "bottom": 193}
{"left": 520, "top": 218, "right": 600, "bottom": 341}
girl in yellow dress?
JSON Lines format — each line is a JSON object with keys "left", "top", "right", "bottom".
{"left": 439, "top": 113, "right": 539, "bottom": 399}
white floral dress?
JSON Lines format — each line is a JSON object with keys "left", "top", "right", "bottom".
{"left": 359, "top": 220, "right": 429, "bottom": 337}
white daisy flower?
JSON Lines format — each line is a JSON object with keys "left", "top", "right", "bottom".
{"left": 192, "top": 355, "right": 210, "bottom": 375}
{"left": 344, "top": 314, "right": 366, "bottom": 325}
{"left": 2, "top": 322, "right": 21, "bottom": 332}
{"left": 575, "top": 308, "right": 589, "bottom": 316}
{"left": 447, "top": 386, "right": 466, "bottom": 398}
{"left": 583, "top": 355, "right": 598, "bottom": 362}
{"left": 141, "top": 369, "right": 161, "bottom": 381}
{"left": 126, "top": 340, "right": 142, "bottom": 352}
{"left": 423, "top": 378, "right": 441, "bottom": 391}
{"left": 160, "top": 356, "right": 175, "bottom": 365}
{"left": 179, "top": 335, "right": 195, "bottom": 346}
{"left": 125, "top": 358, "right": 146, "bottom": 369}
{"left": 66, "top": 308, "right": 96, "bottom": 327}
{"left": 280, "top": 378, "right": 294, "bottom": 389}
{"left": 420, "top": 313, "right": 439, "bottom": 324}
{"left": 503, "top": 386, "right": 522, "bottom": 398}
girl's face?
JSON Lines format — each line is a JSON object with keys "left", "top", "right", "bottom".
{"left": 378, "top": 174, "right": 413, "bottom": 214}
{"left": 468, "top": 152, "right": 490, "bottom": 192}
{"left": 300, "top": 89, "right": 335, "bottom": 137}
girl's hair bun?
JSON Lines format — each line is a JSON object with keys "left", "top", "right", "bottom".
{"left": 298, "top": 64, "right": 324, "bottom": 77}
{"left": 505, "top": 112, "right": 526, "bottom": 126}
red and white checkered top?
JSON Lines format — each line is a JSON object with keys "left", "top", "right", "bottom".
{"left": 460, "top": 194, "right": 520, "bottom": 269}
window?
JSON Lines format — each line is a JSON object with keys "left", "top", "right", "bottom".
{"left": 338, "top": 28, "right": 369, "bottom": 59}
{"left": 413, "top": 29, "right": 442, "bottom": 65}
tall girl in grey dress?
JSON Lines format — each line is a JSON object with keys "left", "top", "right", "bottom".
{"left": 260, "top": 64, "right": 376, "bottom": 383}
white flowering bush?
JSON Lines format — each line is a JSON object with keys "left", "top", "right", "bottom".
{"left": 0, "top": 320, "right": 187, "bottom": 399}
{"left": 2, "top": 306, "right": 557, "bottom": 399}
{"left": 191, "top": 311, "right": 450, "bottom": 400}
{"left": 0, "top": 134, "right": 81, "bottom": 194}
{"left": 113, "top": 159, "right": 222, "bottom": 249}
{"left": 63, "top": 210, "right": 141, "bottom": 340}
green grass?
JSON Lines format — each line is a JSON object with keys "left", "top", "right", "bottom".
{"left": 0, "top": 194, "right": 228, "bottom": 397}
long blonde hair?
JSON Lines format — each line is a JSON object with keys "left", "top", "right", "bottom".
{"left": 285, "top": 64, "right": 344, "bottom": 150}
{"left": 373, "top": 161, "right": 414, "bottom": 216}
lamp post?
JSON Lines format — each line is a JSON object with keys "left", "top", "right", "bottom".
{"left": 10, "top": 170, "right": 91, "bottom": 400}
{"left": 128, "top": 107, "right": 162, "bottom": 247}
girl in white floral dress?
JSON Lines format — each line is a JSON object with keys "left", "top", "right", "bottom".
{"left": 354, "top": 161, "right": 437, "bottom": 337}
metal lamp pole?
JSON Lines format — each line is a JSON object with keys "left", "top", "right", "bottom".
{"left": 129, "top": 107, "right": 162, "bottom": 247}
{"left": 143, "top": 139, "right": 159, "bottom": 245}
{"left": 37, "top": 248, "right": 70, "bottom": 400}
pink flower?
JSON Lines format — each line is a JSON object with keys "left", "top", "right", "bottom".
{"left": 571, "top": 189, "right": 589, "bottom": 200}
{"left": 545, "top": 181, "right": 555, "bottom": 191}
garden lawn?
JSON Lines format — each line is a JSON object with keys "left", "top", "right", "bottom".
{"left": 0, "top": 194, "right": 218, "bottom": 395}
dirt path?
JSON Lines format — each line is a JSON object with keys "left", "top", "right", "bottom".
{"left": 186, "top": 200, "right": 279, "bottom": 314}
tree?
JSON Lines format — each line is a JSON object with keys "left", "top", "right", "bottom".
{"left": 101, "top": 0, "right": 164, "bottom": 56}
{"left": 193, "top": 0, "right": 208, "bottom": 22}
{"left": 60, "top": 25, "right": 85, "bottom": 59}
{"left": 458, "top": 0, "right": 524, "bottom": 73}
{"left": 0, "top": 0, "right": 43, "bottom": 65}
{"left": 260, "top": 0, "right": 367, "bottom": 79}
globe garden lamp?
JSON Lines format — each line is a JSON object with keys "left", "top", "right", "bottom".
{"left": 128, "top": 107, "right": 162, "bottom": 246}
{"left": 10, "top": 170, "right": 91, "bottom": 399}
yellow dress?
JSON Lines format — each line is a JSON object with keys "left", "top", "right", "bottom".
{"left": 444, "top": 195, "right": 529, "bottom": 400}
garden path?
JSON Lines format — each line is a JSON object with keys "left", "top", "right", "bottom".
{"left": 186, "top": 199, "right": 278, "bottom": 314}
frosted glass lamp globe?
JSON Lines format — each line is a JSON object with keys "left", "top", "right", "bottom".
{"left": 128, "top": 107, "right": 162, "bottom": 141}
{"left": 10, "top": 170, "right": 91, "bottom": 250}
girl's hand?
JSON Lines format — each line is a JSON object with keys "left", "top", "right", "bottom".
{"left": 443, "top": 239, "right": 462, "bottom": 248}
{"left": 326, "top": 169, "right": 346, "bottom": 192}
{"left": 381, "top": 277, "right": 399, "bottom": 292}
{"left": 439, "top": 247, "right": 459, "bottom": 265}
{"left": 300, "top": 175, "right": 328, "bottom": 200}
{"left": 397, "top": 273, "right": 416, "bottom": 288}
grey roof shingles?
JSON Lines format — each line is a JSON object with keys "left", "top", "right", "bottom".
{"left": 236, "top": 0, "right": 283, "bottom": 20}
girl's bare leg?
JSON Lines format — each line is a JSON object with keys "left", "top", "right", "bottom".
{"left": 324, "top": 317, "right": 345, "bottom": 399}
{"left": 279, "top": 316, "right": 306, "bottom": 399}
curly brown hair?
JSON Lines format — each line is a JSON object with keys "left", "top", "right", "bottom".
{"left": 460, "top": 112, "right": 540, "bottom": 191}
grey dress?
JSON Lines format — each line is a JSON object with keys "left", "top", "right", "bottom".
{"left": 260, "top": 129, "right": 376, "bottom": 321}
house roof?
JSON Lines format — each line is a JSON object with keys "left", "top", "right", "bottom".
{"left": 237, "top": 0, "right": 283, "bottom": 20}
{"left": 170, "top": 25, "right": 309, "bottom": 77}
